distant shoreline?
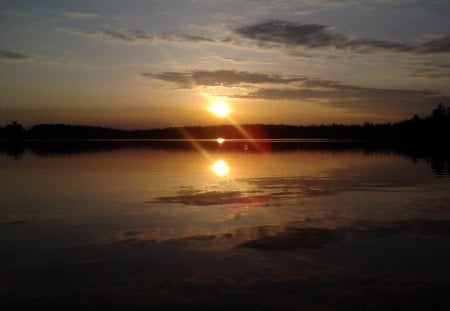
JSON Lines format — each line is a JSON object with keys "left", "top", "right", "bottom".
{"left": 1, "top": 104, "right": 449, "bottom": 142}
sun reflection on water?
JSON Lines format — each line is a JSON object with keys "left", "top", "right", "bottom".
{"left": 211, "top": 159, "right": 230, "bottom": 176}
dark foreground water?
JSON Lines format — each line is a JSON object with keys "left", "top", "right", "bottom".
{"left": 1, "top": 140, "right": 450, "bottom": 310}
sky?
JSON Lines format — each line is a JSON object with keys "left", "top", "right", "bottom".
{"left": 1, "top": 0, "right": 449, "bottom": 129}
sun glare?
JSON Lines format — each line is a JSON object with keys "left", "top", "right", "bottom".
{"left": 217, "top": 137, "right": 225, "bottom": 144}
{"left": 211, "top": 159, "right": 230, "bottom": 176}
{"left": 209, "top": 100, "right": 230, "bottom": 118}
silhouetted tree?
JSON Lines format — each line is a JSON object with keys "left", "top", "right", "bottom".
{"left": 2, "top": 121, "right": 25, "bottom": 139}
{"left": 432, "top": 103, "right": 446, "bottom": 119}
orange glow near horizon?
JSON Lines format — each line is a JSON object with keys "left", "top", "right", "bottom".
{"left": 211, "top": 159, "right": 230, "bottom": 176}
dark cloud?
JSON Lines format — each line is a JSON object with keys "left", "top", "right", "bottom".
{"left": 142, "top": 72, "right": 193, "bottom": 86}
{"left": 236, "top": 21, "right": 347, "bottom": 48}
{"left": 344, "top": 38, "right": 416, "bottom": 53}
{"left": 102, "top": 30, "right": 135, "bottom": 42}
{"left": 143, "top": 70, "right": 307, "bottom": 88}
{"left": 65, "top": 28, "right": 214, "bottom": 44}
{"left": 234, "top": 20, "right": 449, "bottom": 54}
{"left": 169, "top": 34, "right": 214, "bottom": 43}
{"left": 64, "top": 22, "right": 449, "bottom": 55}
{"left": 0, "top": 49, "right": 30, "bottom": 61}
{"left": 241, "top": 85, "right": 448, "bottom": 113}
{"left": 64, "top": 29, "right": 133, "bottom": 42}
{"left": 243, "top": 83, "right": 437, "bottom": 100}
{"left": 420, "top": 34, "right": 450, "bottom": 53}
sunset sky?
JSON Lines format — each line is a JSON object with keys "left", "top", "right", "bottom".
{"left": 1, "top": 0, "right": 449, "bottom": 128}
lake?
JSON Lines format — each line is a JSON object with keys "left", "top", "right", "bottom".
{"left": 1, "top": 140, "right": 450, "bottom": 310}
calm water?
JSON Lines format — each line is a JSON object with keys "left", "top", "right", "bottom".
{"left": 1, "top": 140, "right": 450, "bottom": 310}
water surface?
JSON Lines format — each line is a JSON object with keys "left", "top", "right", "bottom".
{"left": 1, "top": 140, "right": 449, "bottom": 310}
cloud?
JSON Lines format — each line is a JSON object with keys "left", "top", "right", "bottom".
{"left": 0, "top": 49, "right": 32, "bottom": 62}
{"left": 222, "top": 56, "right": 249, "bottom": 63}
{"left": 400, "top": 60, "right": 449, "bottom": 78}
{"left": 200, "top": 55, "right": 276, "bottom": 66}
{"left": 64, "top": 11, "right": 99, "bottom": 19}
{"left": 64, "top": 29, "right": 136, "bottom": 43}
{"left": 420, "top": 34, "right": 450, "bottom": 53}
{"left": 243, "top": 86, "right": 435, "bottom": 101}
{"left": 143, "top": 69, "right": 306, "bottom": 88}
{"left": 143, "top": 68, "right": 449, "bottom": 113}
{"left": 344, "top": 38, "right": 416, "bottom": 53}
{"left": 64, "top": 28, "right": 214, "bottom": 44}
{"left": 131, "top": 30, "right": 214, "bottom": 43}
{"left": 234, "top": 20, "right": 449, "bottom": 54}
{"left": 63, "top": 21, "right": 449, "bottom": 56}
{"left": 235, "top": 22, "right": 347, "bottom": 48}
{"left": 241, "top": 83, "right": 448, "bottom": 113}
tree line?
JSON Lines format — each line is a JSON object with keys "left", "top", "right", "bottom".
{"left": 1, "top": 104, "right": 449, "bottom": 142}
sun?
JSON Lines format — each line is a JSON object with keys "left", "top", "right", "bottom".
{"left": 208, "top": 99, "right": 230, "bottom": 118}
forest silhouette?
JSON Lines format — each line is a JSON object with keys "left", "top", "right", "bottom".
{"left": 1, "top": 104, "right": 449, "bottom": 142}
